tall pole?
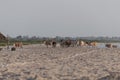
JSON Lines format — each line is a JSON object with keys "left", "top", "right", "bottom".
{"left": 6, "top": 35, "right": 9, "bottom": 49}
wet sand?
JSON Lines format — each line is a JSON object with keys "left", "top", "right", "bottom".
{"left": 0, "top": 44, "right": 120, "bottom": 80}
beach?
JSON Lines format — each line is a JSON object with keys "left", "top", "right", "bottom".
{"left": 0, "top": 44, "right": 120, "bottom": 80}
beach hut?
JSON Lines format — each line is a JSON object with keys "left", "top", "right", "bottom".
{"left": 0, "top": 32, "right": 9, "bottom": 49}
{"left": 0, "top": 32, "right": 7, "bottom": 40}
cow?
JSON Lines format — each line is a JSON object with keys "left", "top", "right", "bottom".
{"left": 86, "top": 41, "right": 97, "bottom": 47}
{"left": 51, "top": 40, "right": 57, "bottom": 48}
{"left": 105, "top": 43, "right": 112, "bottom": 48}
{"left": 11, "top": 47, "right": 16, "bottom": 51}
{"left": 90, "top": 41, "right": 97, "bottom": 47}
{"left": 44, "top": 39, "right": 57, "bottom": 48}
{"left": 112, "top": 45, "right": 117, "bottom": 48}
{"left": 76, "top": 40, "right": 86, "bottom": 46}
{"left": 60, "top": 39, "right": 72, "bottom": 47}
{"left": 44, "top": 40, "right": 51, "bottom": 48}
{"left": 105, "top": 44, "right": 118, "bottom": 48}
{"left": 70, "top": 40, "right": 77, "bottom": 47}
{"left": 13, "top": 42, "right": 23, "bottom": 48}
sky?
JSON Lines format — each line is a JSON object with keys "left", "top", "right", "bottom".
{"left": 0, "top": 0, "right": 120, "bottom": 37}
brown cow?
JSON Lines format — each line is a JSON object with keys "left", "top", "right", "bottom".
{"left": 90, "top": 41, "right": 97, "bottom": 47}
{"left": 44, "top": 40, "right": 51, "bottom": 48}
{"left": 44, "top": 40, "right": 57, "bottom": 48}
{"left": 76, "top": 40, "right": 86, "bottom": 46}
{"left": 86, "top": 41, "right": 97, "bottom": 47}
{"left": 13, "top": 42, "right": 23, "bottom": 48}
{"left": 112, "top": 45, "right": 117, "bottom": 48}
{"left": 51, "top": 41, "right": 57, "bottom": 48}
{"left": 60, "top": 39, "right": 72, "bottom": 47}
{"left": 105, "top": 43, "right": 112, "bottom": 48}
{"left": 105, "top": 43, "right": 118, "bottom": 48}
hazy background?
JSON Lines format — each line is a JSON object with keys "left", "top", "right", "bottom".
{"left": 0, "top": 0, "right": 120, "bottom": 37}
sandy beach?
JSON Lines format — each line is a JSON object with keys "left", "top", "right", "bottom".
{"left": 0, "top": 44, "right": 120, "bottom": 80}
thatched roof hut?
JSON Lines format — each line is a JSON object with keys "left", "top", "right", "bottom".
{"left": 0, "top": 32, "right": 10, "bottom": 48}
{"left": 0, "top": 32, "right": 7, "bottom": 41}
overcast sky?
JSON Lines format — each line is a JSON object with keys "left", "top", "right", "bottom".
{"left": 0, "top": 0, "right": 120, "bottom": 37}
